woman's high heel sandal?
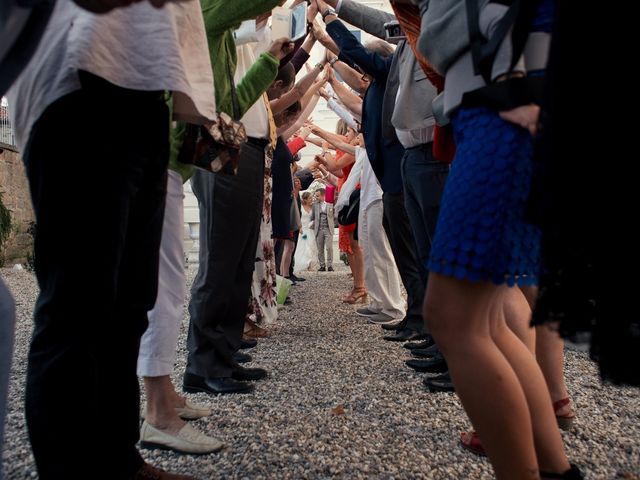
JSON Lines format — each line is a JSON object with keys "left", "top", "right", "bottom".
{"left": 343, "top": 288, "right": 367, "bottom": 304}
{"left": 540, "top": 465, "right": 583, "bottom": 480}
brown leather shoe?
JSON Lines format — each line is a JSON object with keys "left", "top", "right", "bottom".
{"left": 244, "top": 319, "right": 270, "bottom": 339}
{"left": 130, "top": 462, "right": 198, "bottom": 480}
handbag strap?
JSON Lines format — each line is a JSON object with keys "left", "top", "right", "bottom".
{"left": 465, "top": 0, "right": 528, "bottom": 84}
{"left": 226, "top": 54, "right": 242, "bottom": 121}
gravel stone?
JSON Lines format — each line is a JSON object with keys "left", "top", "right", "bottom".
{"left": 1, "top": 267, "right": 639, "bottom": 479}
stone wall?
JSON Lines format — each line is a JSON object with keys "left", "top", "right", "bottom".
{"left": 0, "top": 148, "right": 34, "bottom": 265}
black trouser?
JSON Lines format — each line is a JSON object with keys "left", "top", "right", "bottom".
{"left": 401, "top": 143, "right": 449, "bottom": 313}
{"left": 187, "top": 139, "right": 265, "bottom": 379}
{"left": 23, "top": 73, "right": 168, "bottom": 479}
{"left": 382, "top": 191, "right": 425, "bottom": 332}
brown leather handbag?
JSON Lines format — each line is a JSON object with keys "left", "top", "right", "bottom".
{"left": 177, "top": 62, "right": 247, "bottom": 175}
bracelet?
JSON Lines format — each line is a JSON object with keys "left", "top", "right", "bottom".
{"left": 329, "top": 58, "right": 338, "bottom": 66}
{"left": 315, "top": 62, "right": 324, "bottom": 70}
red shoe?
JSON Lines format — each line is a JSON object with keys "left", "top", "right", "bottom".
{"left": 460, "top": 430, "right": 486, "bottom": 457}
{"left": 554, "top": 398, "right": 576, "bottom": 431}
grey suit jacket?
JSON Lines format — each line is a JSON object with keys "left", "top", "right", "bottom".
{"left": 338, "top": 0, "right": 437, "bottom": 142}
{"left": 309, "top": 202, "right": 335, "bottom": 237}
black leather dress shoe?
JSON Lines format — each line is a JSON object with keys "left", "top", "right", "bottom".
{"left": 423, "top": 371, "right": 455, "bottom": 392}
{"left": 383, "top": 328, "right": 426, "bottom": 342}
{"left": 231, "top": 365, "right": 268, "bottom": 381}
{"left": 411, "top": 343, "right": 440, "bottom": 358}
{"left": 327, "top": 266, "right": 334, "bottom": 271}
{"left": 381, "top": 322, "right": 403, "bottom": 331}
{"left": 405, "top": 355, "right": 448, "bottom": 373}
{"left": 404, "top": 336, "right": 435, "bottom": 350}
{"left": 233, "top": 351, "right": 252, "bottom": 363}
{"left": 290, "top": 274, "right": 306, "bottom": 282}
{"left": 183, "top": 373, "right": 254, "bottom": 395}
{"left": 240, "top": 338, "right": 258, "bottom": 350}
{"left": 318, "top": 267, "right": 326, "bottom": 272}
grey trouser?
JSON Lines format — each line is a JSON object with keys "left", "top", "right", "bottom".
{"left": 316, "top": 227, "right": 333, "bottom": 268}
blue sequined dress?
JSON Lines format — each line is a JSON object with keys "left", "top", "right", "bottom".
{"left": 428, "top": 107, "right": 541, "bottom": 286}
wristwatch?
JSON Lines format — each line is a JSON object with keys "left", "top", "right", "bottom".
{"left": 329, "top": 57, "right": 338, "bottom": 67}
{"left": 322, "top": 8, "right": 337, "bottom": 21}
{"left": 315, "top": 62, "right": 324, "bottom": 70}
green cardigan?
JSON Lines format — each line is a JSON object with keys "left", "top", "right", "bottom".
{"left": 170, "top": 0, "right": 283, "bottom": 182}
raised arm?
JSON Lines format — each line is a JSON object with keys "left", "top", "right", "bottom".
{"left": 322, "top": 0, "right": 395, "bottom": 40}
{"left": 280, "top": 91, "right": 322, "bottom": 139}
{"left": 311, "top": 125, "right": 356, "bottom": 155}
{"left": 322, "top": 14, "right": 393, "bottom": 82}
{"left": 201, "top": 0, "right": 283, "bottom": 39}
{"left": 270, "top": 61, "right": 326, "bottom": 115}
{"left": 325, "top": 50, "right": 369, "bottom": 94}
{"left": 326, "top": 67, "right": 363, "bottom": 115}
{"left": 290, "top": 35, "right": 316, "bottom": 73}
{"left": 228, "top": 39, "right": 293, "bottom": 117}
{"left": 310, "top": 20, "right": 341, "bottom": 56}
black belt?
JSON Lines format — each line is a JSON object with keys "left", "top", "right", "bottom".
{"left": 245, "top": 137, "right": 270, "bottom": 149}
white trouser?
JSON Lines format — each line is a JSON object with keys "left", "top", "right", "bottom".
{"left": 137, "top": 170, "right": 185, "bottom": 377}
{"left": 358, "top": 200, "right": 405, "bottom": 319}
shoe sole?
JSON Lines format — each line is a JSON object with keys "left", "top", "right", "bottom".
{"left": 183, "top": 385, "right": 254, "bottom": 395}
{"left": 460, "top": 440, "right": 486, "bottom": 457}
{"left": 368, "top": 319, "right": 400, "bottom": 325}
{"left": 356, "top": 311, "right": 377, "bottom": 318}
{"left": 557, "top": 415, "right": 575, "bottom": 431}
{"left": 140, "top": 440, "right": 224, "bottom": 455}
{"left": 407, "top": 366, "right": 449, "bottom": 373}
{"left": 425, "top": 382, "right": 455, "bottom": 393}
{"left": 231, "top": 375, "right": 268, "bottom": 382}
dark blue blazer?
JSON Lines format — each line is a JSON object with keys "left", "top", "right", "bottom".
{"left": 326, "top": 19, "right": 405, "bottom": 194}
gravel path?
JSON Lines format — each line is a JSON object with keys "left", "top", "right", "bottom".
{"left": 1, "top": 267, "right": 639, "bottom": 479}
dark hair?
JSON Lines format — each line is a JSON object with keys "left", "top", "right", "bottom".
{"left": 276, "top": 62, "right": 296, "bottom": 88}
{"left": 286, "top": 100, "right": 302, "bottom": 116}
{"left": 317, "top": 188, "right": 326, "bottom": 196}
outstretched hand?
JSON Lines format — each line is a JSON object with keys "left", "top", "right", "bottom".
{"left": 268, "top": 38, "right": 296, "bottom": 60}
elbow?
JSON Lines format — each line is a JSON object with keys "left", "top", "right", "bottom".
{"left": 355, "top": 80, "right": 369, "bottom": 95}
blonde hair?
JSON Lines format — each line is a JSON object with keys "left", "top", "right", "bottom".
{"left": 336, "top": 119, "right": 349, "bottom": 136}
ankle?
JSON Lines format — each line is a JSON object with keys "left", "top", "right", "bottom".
{"left": 146, "top": 414, "right": 186, "bottom": 434}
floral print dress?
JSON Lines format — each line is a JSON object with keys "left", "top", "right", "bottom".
{"left": 247, "top": 147, "right": 278, "bottom": 325}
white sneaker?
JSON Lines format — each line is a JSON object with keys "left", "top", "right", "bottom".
{"left": 140, "top": 421, "right": 224, "bottom": 454}
{"left": 142, "top": 400, "right": 212, "bottom": 421}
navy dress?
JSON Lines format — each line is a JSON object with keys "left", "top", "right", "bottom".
{"left": 271, "top": 137, "right": 293, "bottom": 239}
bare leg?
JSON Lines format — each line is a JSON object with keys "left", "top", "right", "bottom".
{"left": 536, "top": 326, "right": 571, "bottom": 409}
{"left": 490, "top": 287, "right": 571, "bottom": 474}
{"left": 348, "top": 232, "right": 365, "bottom": 290}
{"left": 521, "top": 285, "right": 573, "bottom": 415}
{"left": 143, "top": 376, "right": 186, "bottom": 435}
{"left": 280, "top": 239, "right": 295, "bottom": 278}
{"left": 425, "top": 274, "right": 539, "bottom": 479}
{"left": 504, "top": 287, "right": 536, "bottom": 353}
